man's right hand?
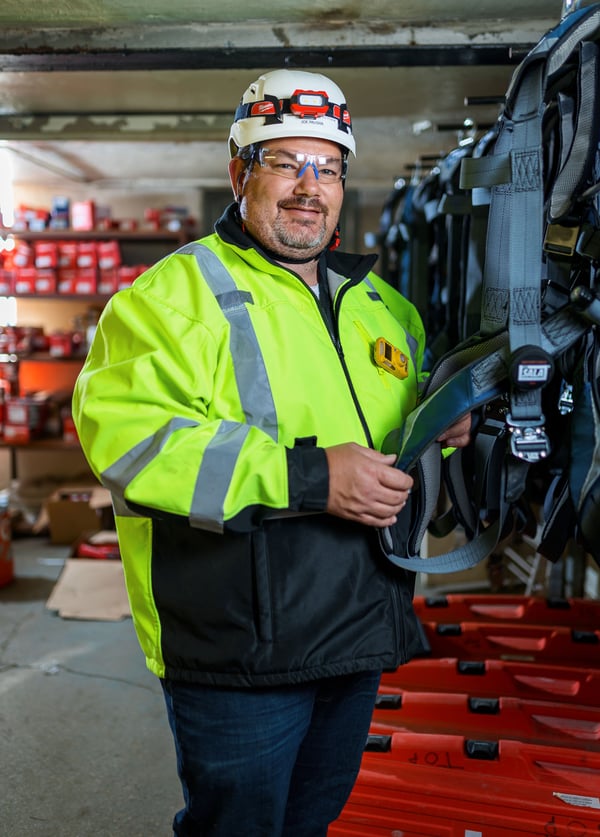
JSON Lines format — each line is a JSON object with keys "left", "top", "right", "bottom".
{"left": 324, "top": 442, "right": 413, "bottom": 527}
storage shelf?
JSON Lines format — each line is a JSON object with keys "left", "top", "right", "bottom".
{"left": 0, "top": 227, "right": 194, "bottom": 242}
{"left": 0, "top": 355, "right": 81, "bottom": 365}
{"left": 0, "top": 353, "right": 87, "bottom": 363}
{"left": 6, "top": 294, "right": 111, "bottom": 303}
{"left": 0, "top": 438, "right": 81, "bottom": 451}
{"left": 0, "top": 224, "right": 196, "bottom": 484}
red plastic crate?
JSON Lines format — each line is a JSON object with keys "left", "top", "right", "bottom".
{"left": 372, "top": 689, "right": 600, "bottom": 750}
{"left": 364, "top": 731, "right": 600, "bottom": 792}
{"left": 420, "top": 621, "right": 600, "bottom": 667}
{"left": 331, "top": 733, "right": 600, "bottom": 837}
{"left": 413, "top": 594, "right": 600, "bottom": 630}
{"left": 380, "top": 657, "right": 600, "bottom": 706}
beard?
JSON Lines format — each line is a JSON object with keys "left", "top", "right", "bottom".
{"left": 272, "top": 197, "right": 329, "bottom": 251}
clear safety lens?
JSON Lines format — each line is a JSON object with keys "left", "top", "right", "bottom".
{"left": 256, "top": 148, "right": 345, "bottom": 183}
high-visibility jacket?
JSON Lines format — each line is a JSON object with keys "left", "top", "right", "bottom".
{"left": 72, "top": 205, "right": 429, "bottom": 685}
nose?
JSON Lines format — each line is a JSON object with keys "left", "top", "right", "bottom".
{"left": 297, "top": 159, "right": 319, "bottom": 180}
{"left": 294, "top": 162, "right": 320, "bottom": 194}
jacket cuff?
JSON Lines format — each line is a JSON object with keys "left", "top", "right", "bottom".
{"left": 286, "top": 445, "right": 329, "bottom": 511}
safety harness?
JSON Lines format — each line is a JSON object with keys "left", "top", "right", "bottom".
{"left": 380, "top": 4, "right": 600, "bottom": 574}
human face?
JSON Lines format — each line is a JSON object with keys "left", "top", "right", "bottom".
{"left": 229, "top": 137, "right": 345, "bottom": 262}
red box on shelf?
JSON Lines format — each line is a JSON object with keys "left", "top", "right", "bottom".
{"left": 5, "top": 397, "right": 44, "bottom": 426}
{"left": 48, "top": 331, "right": 74, "bottom": 357}
{"left": 4, "top": 395, "right": 49, "bottom": 439}
{"left": 97, "top": 240, "right": 121, "bottom": 269}
{"left": 97, "top": 268, "right": 119, "bottom": 295}
{"left": 62, "top": 413, "right": 79, "bottom": 444}
{"left": 57, "top": 269, "right": 77, "bottom": 294}
{"left": 76, "top": 241, "right": 98, "bottom": 268}
{"left": 34, "top": 241, "right": 58, "bottom": 268}
{"left": 58, "top": 241, "right": 78, "bottom": 269}
{"left": 13, "top": 267, "right": 36, "bottom": 294}
{"left": 0, "top": 269, "right": 14, "bottom": 295}
{"left": 35, "top": 268, "right": 57, "bottom": 294}
{"left": 12, "top": 240, "right": 33, "bottom": 268}
{"left": 73, "top": 268, "right": 97, "bottom": 295}
{"left": 2, "top": 424, "right": 35, "bottom": 444}
{"left": 118, "top": 265, "right": 142, "bottom": 289}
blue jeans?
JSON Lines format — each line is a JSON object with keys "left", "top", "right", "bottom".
{"left": 161, "top": 671, "right": 381, "bottom": 837}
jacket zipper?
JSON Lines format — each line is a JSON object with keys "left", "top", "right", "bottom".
{"left": 296, "top": 273, "right": 406, "bottom": 654}
{"left": 330, "top": 282, "right": 375, "bottom": 448}
{"left": 287, "top": 268, "right": 375, "bottom": 448}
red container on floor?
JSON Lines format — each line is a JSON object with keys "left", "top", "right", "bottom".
{"left": 380, "top": 657, "right": 600, "bottom": 707}
{"left": 331, "top": 732, "right": 600, "bottom": 837}
{"left": 0, "top": 500, "right": 13, "bottom": 587}
{"left": 413, "top": 593, "right": 600, "bottom": 630}
{"left": 372, "top": 689, "right": 600, "bottom": 750}
{"left": 420, "top": 620, "right": 600, "bottom": 667}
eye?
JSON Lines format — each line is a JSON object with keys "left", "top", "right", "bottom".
{"left": 263, "top": 152, "right": 300, "bottom": 173}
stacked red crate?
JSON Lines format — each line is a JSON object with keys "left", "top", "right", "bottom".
{"left": 332, "top": 594, "right": 600, "bottom": 837}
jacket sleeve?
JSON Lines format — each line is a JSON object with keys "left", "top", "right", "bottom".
{"left": 72, "top": 260, "right": 327, "bottom": 534}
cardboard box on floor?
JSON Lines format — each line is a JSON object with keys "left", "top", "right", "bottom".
{"left": 46, "top": 556, "right": 131, "bottom": 621}
{"left": 46, "top": 530, "right": 130, "bottom": 621}
{"left": 38, "top": 484, "right": 114, "bottom": 545}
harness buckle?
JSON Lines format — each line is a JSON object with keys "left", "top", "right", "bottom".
{"left": 506, "top": 414, "right": 551, "bottom": 463}
{"left": 543, "top": 223, "right": 579, "bottom": 257}
{"left": 558, "top": 382, "right": 574, "bottom": 415}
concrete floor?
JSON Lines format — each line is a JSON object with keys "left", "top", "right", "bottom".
{"left": 0, "top": 537, "right": 182, "bottom": 837}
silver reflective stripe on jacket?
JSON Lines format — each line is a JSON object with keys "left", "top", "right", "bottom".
{"left": 183, "top": 243, "right": 280, "bottom": 531}
{"left": 102, "top": 417, "right": 200, "bottom": 513}
{"left": 103, "top": 243, "right": 279, "bottom": 532}
{"left": 180, "top": 242, "right": 279, "bottom": 441}
{"left": 190, "top": 420, "right": 251, "bottom": 532}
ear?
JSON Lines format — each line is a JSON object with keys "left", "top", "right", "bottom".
{"left": 228, "top": 157, "right": 247, "bottom": 202}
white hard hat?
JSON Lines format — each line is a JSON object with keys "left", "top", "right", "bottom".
{"left": 229, "top": 69, "right": 356, "bottom": 157}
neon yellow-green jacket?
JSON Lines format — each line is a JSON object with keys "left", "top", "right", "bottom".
{"left": 72, "top": 205, "right": 429, "bottom": 685}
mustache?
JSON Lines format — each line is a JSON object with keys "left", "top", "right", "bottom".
{"left": 278, "top": 197, "right": 327, "bottom": 214}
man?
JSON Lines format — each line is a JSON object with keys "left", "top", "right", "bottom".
{"left": 72, "top": 69, "right": 470, "bottom": 837}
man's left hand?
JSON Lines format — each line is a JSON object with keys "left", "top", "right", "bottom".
{"left": 437, "top": 413, "right": 471, "bottom": 449}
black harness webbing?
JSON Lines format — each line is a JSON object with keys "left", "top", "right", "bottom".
{"left": 379, "top": 5, "right": 600, "bottom": 575}
{"left": 380, "top": 305, "right": 591, "bottom": 574}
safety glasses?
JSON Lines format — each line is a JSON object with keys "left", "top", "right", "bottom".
{"left": 253, "top": 147, "right": 346, "bottom": 183}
